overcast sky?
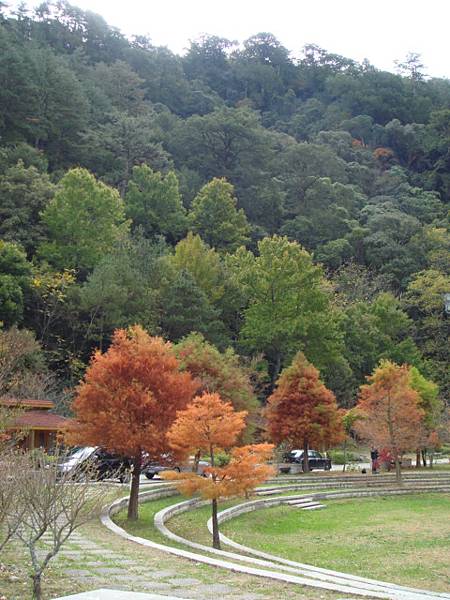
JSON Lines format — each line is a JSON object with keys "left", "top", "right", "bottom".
{"left": 17, "top": 0, "right": 450, "bottom": 78}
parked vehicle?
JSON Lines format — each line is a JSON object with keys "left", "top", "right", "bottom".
{"left": 57, "top": 446, "right": 131, "bottom": 482}
{"left": 283, "top": 449, "right": 332, "bottom": 471}
{"left": 143, "top": 457, "right": 209, "bottom": 479}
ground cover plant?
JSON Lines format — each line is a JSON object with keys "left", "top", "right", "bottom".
{"left": 220, "top": 494, "right": 450, "bottom": 592}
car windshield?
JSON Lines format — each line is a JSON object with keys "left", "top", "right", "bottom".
{"left": 65, "top": 447, "right": 96, "bottom": 461}
{"left": 289, "top": 450, "right": 322, "bottom": 457}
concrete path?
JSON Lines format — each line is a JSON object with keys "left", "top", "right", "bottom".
{"left": 40, "top": 527, "right": 267, "bottom": 600}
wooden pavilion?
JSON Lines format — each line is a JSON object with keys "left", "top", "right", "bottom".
{"left": 1, "top": 398, "right": 69, "bottom": 451}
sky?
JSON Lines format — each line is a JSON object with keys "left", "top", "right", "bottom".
{"left": 15, "top": 0, "right": 450, "bottom": 78}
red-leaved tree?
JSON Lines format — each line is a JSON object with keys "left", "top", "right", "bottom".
{"left": 163, "top": 392, "right": 274, "bottom": 548}
{"left": 355, "top": 360, "right": 424, "bottom": 482}
{"left": 265, "top": 352, "right": 344, "bottom": 472}
{"left": 66, "top": 326, "right": 198, "bottom": 519}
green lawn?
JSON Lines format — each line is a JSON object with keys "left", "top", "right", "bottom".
{"left": 167, "top": 491, "right": 323, "bottom": 546}
{"left": 220, "top": 493, "right": 450, "bottom": 593}
{"left": 114, "top": 495, "right": 188, "bottom": 547}
{"left": 111, "top": 495, "right": 346, "bottom": 600}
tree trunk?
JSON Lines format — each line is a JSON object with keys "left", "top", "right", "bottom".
{"left": 421, "top": 449, "right": 427, "bottom": 467}
{"left": 271, "top": 352, "right": 282, "bottom": 390}
{"left": 127, "top": 452, "right": 141, "bottom": 521}
{"left": 394, "top": 457, "right": 402, "bottom": 484}
{"left": 192, "top": 450, "right": 201, "bottom": 473}
{"left": 211, "top": 498, "right": 221, "bottom": 549}
{"left": 209, "top": 445, "right": 221, "bottom": 549}
{"left": 415, "top": 448, "right": 421, "bottom": 468}
{"left": 303, "top": 439, "right": 309, "bottom": 473}
{"left": 342, "top": 440, "right": 347, "bottom": 473}
{"left": 32, "top": 573, "right": 42, "bottom": 600}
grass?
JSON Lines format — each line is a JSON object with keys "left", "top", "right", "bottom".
{"left": 220, "top": 493, "right": 450, "bottom": 593}
{"left": 110, "top": 494, "right": 346, "bottom": 600}
{"left": 167, "top": 498, "right": 239, "bottom": 546}
{"left": 167, "top": 490, "right": 325, "bottom": 547}
{"left": 113, "top": 494, "right": 188, "bottom": 547}
{"left": 428, "top": 463, "right": 450, "bottom": 471}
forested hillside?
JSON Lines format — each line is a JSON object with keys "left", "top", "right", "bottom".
{"left": 0, "top": 1, "right": 449, "bottom": 412}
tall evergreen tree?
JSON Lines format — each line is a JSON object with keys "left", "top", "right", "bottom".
{"left": 190, "top": 178, "right": 249, "bottom": 252}
{"left": 125, "top": 165, "right": 187, "bottom": 242}
{"left": 39, "top": 168, "right": 129, "bottom": 274}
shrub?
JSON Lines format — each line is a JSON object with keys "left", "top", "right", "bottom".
{"left": 328, "top": 449, "right": 361, "bottom": 465}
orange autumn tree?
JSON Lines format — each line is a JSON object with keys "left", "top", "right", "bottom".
{"left": 265, "top": 352, "right": 344, "bottom": 472}
{"left": 163, "top": 392, "right": 274, "bottom": 549}
{"left": 355, "top": 360, "right": 425, "bottom": 482}
{"left": 66, "top": 326, "right": 197, "bottom": 519}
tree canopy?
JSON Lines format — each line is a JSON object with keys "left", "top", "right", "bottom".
{"left": 355, "top": 360, "right": 425, "bottom": 481}
{"left": 67, "top": 326, "right": 198, "bottom": 519}
{"left": 0, "top": 2, "right": 448, "bottom": 431}
{"left": 39, "top": 168, "right": 129, "bottom": 273}
{"left": 265, "top": 352, "right": 344, "bottom": 471}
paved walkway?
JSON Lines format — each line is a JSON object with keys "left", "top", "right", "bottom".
{"left": 54, "top": 591, "right": 189, "bottom": 600}
{"left": 39, "top": 528, "right": 270, "bottom": 600}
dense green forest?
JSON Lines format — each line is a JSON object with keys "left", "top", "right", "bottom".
{"left": 0, "top": 1, "right": 449, "bottom": 414}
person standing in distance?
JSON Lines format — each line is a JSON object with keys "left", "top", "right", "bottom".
{"left": 370, "top": 447, "right": 379, "bottom": 473}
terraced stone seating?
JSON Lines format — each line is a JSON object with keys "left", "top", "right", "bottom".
{"left": 103, "top": 471, "right": 450, "bottom": 600}
{"left": 284, "top": 497, "right": 326, "bottom": 510}
{"left": 257, "top": 472, "right": 450, "bottom": 496}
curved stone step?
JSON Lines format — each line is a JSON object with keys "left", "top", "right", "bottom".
{"left": 285, "top": 497, "right": 313, "bottom": 505}
{"left": 103, "top": 476, "right": 450, "bottom": 600}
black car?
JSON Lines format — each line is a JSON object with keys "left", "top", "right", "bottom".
{"left": 283, "top": 449, "right": 332, "bottom": 471}
{"left": 57, "top": 446, "right": 131, "bottom": 482}
{"left": 143, "top": 456, "right": 209, "bottom": 479}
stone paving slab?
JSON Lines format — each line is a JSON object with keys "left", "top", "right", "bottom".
{"left": 191, "top": 583, "right": 233, "bottom": 594}
{"left": 95, "top": 567, "right": 128, "bottom": 575}
{"left": 146, "top": 570, "right": 178, "bottom": 579}
{"left": 64, "top": 569, "right": 93, "bottom": 578}
{"left": 231, "top": 595, "right": 264, "bottom": 600}
{"left": 163, "top": 591, "right": 195, "bottom": 599}
{"left": 166, "top": 578, "right": 201, "bottom": 586}
{"left": 116, "top": 559, "right": 136, "bottom": 565}
{"left": 135, "top": 582, "right": 173, "bottom": 591}
{"left": 53, "top": 590, "right": 190, "bottom": 600}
